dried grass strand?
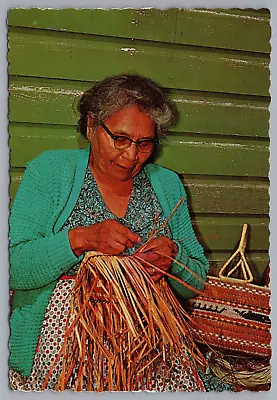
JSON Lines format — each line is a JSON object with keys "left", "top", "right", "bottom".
{"left": 42, "top": 252, "right": 206, "bottom": 391}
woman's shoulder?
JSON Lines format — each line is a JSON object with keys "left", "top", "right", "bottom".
{"left": 29, "top": 149, "right": 84, "bottom": 164}
{"left": 145, "top": 163, "right": 187, "bottom": 201}
{"left": 26, "top": 148, "right": 89, "bottom": 175}
{"left": 20, "top": 148, "right": 90, "bottom": 189}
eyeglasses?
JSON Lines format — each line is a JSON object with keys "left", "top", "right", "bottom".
{"left": 100, "top": 122, "right": 157, "bottom": 153}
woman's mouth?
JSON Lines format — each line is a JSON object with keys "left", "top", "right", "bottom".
{"left": 116, "top": 164, "right": 135, "bottom": 170}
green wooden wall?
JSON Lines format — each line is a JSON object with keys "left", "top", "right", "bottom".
{"left": 8, "top": 8, "right": 271, "bottom": 281}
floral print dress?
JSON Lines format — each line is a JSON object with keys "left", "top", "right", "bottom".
{"left": 10, "top": 166, "right": 233, "bottom": 392}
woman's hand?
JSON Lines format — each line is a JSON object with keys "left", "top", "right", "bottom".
{"left": 68, "top": 219, "right": 142, "bottom": 257}
{"left": 136, "top": 236, "right": 178, "bottom": 282}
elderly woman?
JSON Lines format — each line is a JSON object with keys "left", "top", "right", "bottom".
{"left": 9, "top": 74, "right": 232, "bottom": 392}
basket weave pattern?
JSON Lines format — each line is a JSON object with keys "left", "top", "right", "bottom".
{"left": 186, "top": 276, "right": 271, "bottom": 357}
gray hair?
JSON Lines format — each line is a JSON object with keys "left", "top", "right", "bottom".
{"left": 77, "top": 74, "right": 177, "bottom": 140}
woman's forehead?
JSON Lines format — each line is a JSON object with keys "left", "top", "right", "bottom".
{"left": 94, "top": 105, "right": 156, "bottom": 142}
{"left": 105, "top": 105, "right": 154, "bottom": 131}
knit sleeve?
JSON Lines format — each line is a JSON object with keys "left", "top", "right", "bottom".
{"left": 167, "top": 176, "right": 210, "bottom": 299}
{"left": 9, "top": 155, "right": 81, "bottom": 291}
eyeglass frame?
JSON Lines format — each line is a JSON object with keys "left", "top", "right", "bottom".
{"left": 100, "top": 121, "right": 158, "bottom": 153}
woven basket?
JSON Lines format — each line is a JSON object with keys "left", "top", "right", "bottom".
{"left": 186, "top": 276, "right": 271, "bottom": 357}
{"left": 186, "top": 225, "right": 271, "bottom": 357}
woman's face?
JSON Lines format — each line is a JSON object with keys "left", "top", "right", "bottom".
{"left": 88, "top": 105, "right": 156, "bottom": 182}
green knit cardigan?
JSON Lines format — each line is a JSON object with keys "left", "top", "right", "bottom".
{"left": 9, "top": 146, "right": 209, "bottom": 377}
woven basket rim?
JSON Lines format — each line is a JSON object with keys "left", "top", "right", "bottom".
{"left": 206, "top": 275, "right": 271, "bottom": 293}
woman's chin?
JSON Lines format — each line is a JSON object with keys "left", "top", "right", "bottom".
{"left": 113, "top": 170, "right": 134, "bottom": 181}
{"left": 112, "top": 164, "right": 139, "bottom": 180}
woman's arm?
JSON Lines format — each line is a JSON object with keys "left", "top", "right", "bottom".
{"left": 9, "top": 157, "right": 81, "bottom": 291}
{"left": 167, "top": 178, "right": 210, "bottom": 299}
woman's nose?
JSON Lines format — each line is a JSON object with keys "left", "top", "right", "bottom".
{"left": 123, "top": 143, "right": 139, "bottom": 162}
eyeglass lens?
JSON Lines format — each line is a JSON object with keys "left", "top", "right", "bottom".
{"left": 114, "top": 137, "right": 155, "bottom": 153}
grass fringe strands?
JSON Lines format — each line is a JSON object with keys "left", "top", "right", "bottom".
{"left": 42, "top": 252, "right": 207, "bottom": 391}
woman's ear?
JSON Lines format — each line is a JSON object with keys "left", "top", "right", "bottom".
{"left": 87, "top": 112, "right": 95, "bottom": 140}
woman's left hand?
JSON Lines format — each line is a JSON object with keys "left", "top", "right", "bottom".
{"left": 135, "top": 236, "right": 178, "bottom": 282}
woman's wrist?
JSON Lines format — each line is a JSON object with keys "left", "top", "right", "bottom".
{"left": 68, "top": 227, "right": 87, "bottom": 257}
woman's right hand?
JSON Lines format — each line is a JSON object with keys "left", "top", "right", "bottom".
{"left": 68, "top": 219, "right": 142, "bottom": 257}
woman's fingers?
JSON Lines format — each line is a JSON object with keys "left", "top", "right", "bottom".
{"left": 135, "top": 237, "right": 178, "bottom": 282}
{"left": 95, "top": 219, "right": 142, "bottom": 254}
{"left": 137, "top": 253, "right": 170, "bottom": 276}
{"left": 137, "top": 247, "right": 172, "bottom": 264}
{"left": 104, "top": 241, "right": 126, "bottom": 255}
{"left": 137, "top": 251, "right": 160, "bottom": 262}
{"left": 115, "top": 224, "right": 142, "bottom": 247}
{"left": 111, "top": 227, "right": 141, "bottom": 249}
{"left": 138, "top": 236, "right": 175, "bottom": 254}
{"left": 152, "top": 274, "right": 163, "bottom": 282}
{"left": 125, "top": 229, "right": 142, "bottom": 246}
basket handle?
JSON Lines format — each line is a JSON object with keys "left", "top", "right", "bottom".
{"left": 218, "top": 224, "right": 253, "bottom": 283}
